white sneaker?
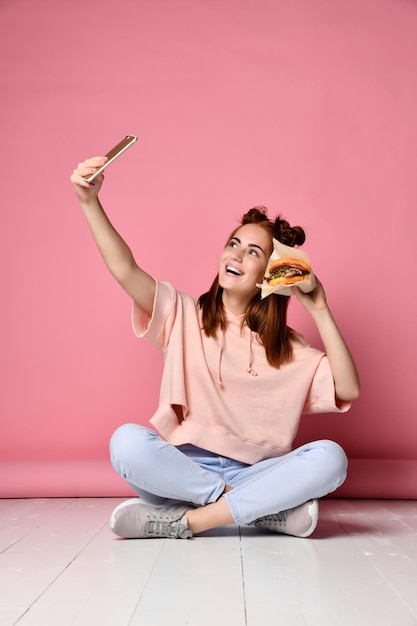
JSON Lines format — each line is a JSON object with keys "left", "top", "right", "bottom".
{"left": 252, "top": 499, "right": 319, "bottom": 538}
{"left": 109, "top": 498, "right": 193, "bottom": 539}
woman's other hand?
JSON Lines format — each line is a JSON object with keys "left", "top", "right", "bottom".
{"left": 291, "top": 276, "right": 328, "bottom": 315}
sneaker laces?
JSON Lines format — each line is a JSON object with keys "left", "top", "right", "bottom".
{"left": 144, "top": 514, "right": 192, "bottom": 538}
{"left": 265, "top": 511, "right": 287, "bottom": 524}
{"left": 255, "top": 510, "right": 287, "bottom": 527}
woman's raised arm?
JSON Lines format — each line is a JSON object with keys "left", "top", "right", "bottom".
{"left": 70, "top": 157, "right": 156, "bottom": 316}
{"left": 292, "top": 278, "right": 360, "bottom": 402}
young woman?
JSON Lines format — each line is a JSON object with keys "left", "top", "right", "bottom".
{"left": 71, "top": 155, "right": 360, "bottom": 540}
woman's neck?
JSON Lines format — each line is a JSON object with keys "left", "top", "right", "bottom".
{"left": 221, "top": 292, "right": 250, "bottom": 316}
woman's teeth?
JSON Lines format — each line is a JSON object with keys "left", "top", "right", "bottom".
{"left": 226, "top": 265, "right": 241, "bottom": 276}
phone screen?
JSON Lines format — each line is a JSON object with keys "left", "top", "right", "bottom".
{"left": 83, "top": 135, "right": 138, "bottom": 182}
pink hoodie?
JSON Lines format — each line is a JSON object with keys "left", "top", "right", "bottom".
{"left": 132, "top": 280, "right": 350, "bottom": 465}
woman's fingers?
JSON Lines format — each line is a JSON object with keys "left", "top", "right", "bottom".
{"left": 70, "top": 157, "right": 107, "bottom": 188}
{"left": 76, "top": 157, "right": 107, "bottom": 177}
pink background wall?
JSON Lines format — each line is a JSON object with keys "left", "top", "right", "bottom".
{"left": 1, "top": 0, "right": 416, "bottom": 498}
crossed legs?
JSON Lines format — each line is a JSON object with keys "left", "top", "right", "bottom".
{"left": 109, "top": 424, "right": 348, "bottom": 537}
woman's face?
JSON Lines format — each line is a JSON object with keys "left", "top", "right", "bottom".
{"left": 218, "top": 223, "right": 273, "bottom": 306}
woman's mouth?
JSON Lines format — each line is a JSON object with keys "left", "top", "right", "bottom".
{"left": 225, "top": 265, "right": 242, "bottom": 276}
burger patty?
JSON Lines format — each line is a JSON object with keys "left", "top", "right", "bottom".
{"left": 270, "top": 266, "right": 308, "bottom": 279}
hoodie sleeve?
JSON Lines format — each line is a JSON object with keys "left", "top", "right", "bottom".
{"left": 131, "top": 280, "right": 177, "bottom": 349}
{"left": 303, "top": 355, "right": 351, "bottom": 414}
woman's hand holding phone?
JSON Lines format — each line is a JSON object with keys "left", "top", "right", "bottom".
{"left": 70, "top": 135, "right": 138, "bottom": 203}
{"left": 70, "top": 157, "right": 107, "bottom": 203}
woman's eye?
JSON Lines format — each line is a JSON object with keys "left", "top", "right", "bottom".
{"left": 229, "top": 240, "right": 237, "bottom": 248}
{"left": 249, "top": 249, "right": 258, "bottom": 256}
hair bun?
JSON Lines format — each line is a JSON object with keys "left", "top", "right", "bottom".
{"left": 274, "top": 217, "right": 305, "bottom": 247}
{"left": 240, "top": 206, "right": 306, "bottom": 248}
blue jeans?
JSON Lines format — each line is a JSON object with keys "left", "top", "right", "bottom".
{"left": 110, "top": 424, "right": 348, "bottom": 525}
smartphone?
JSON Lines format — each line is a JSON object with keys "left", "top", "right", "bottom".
{"left": 83, "top": 135, "right": 138, "bottom": 183}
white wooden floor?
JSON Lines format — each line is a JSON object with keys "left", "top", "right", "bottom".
{"left": 1, "top": 498, "right": 417, "bottom": 626}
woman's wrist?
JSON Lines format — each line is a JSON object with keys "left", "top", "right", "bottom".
{"left": 79, "top": 195, "right": 102, "bottom": 213}
{"left": 309, "top": 305, "right": 336, "bottom": 332}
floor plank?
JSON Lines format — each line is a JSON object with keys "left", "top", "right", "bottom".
{"left": 128, "top": 529, "right": 246, "bottom": 626}
{"left": 0, "top": 499, "right": 72, "bottom": 554}
{"left": 1, "top": 499, "right": 416, "bottom": 626}
{"left": 325, "top": 500, "right": 417, "bottom": 624}
{"left": 241, "top": 523, "right": 364, "bottom": 626}
{"left": 0, "top": 498, "right": 123, "bottom": 625}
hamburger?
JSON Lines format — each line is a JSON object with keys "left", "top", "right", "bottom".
{"left": 267, "top": 257, "right": 311, "bottom": 286}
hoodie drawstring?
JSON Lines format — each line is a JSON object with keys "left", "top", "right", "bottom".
{"left": 217, "top": 327, "right": 258, "bottom": 386}
{"left": 217, "top": 330, "right": 225, "bottom": 385}
{"left": 247, "top": 330, "right": 258, "bottom": 377}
